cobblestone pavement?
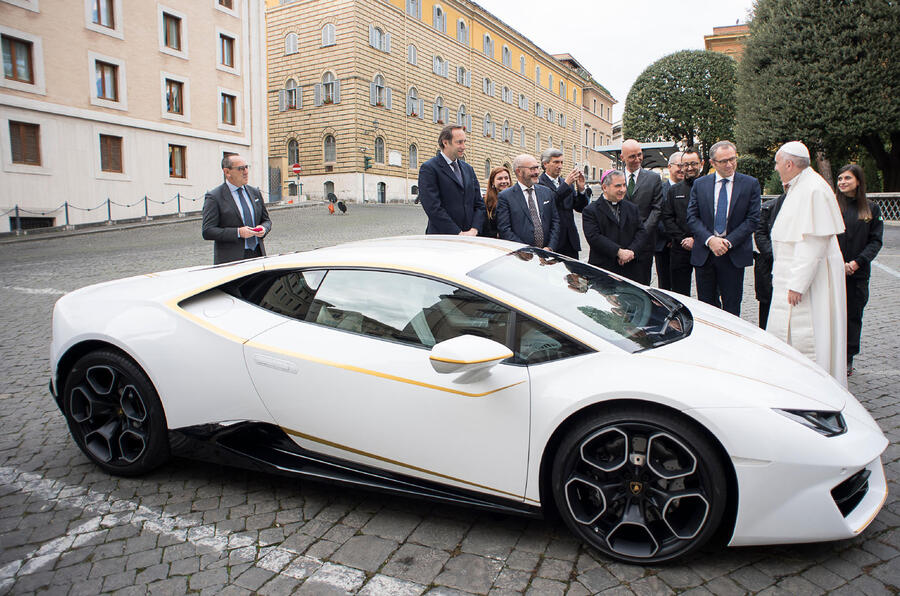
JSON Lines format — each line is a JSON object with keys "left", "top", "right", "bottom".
{"left": 1, "top": 204, "right": 898, "bottom": 595}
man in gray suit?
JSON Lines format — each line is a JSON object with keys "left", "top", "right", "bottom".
{"left": 202, "top": 154, "right": 272, "bottom": 264}
{"left": 621, "top": 139, "right": 664, "bottom": 285}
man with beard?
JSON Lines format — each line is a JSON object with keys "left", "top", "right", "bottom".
{"left": 497, "top": 154, "right": 559, "bottom": 250}
{"left": 582, "top": 170, "right": 647, "bottom": 281}
{"left": 621, "top": 139, "right": 664, "bottom": 284}
{"left": 661, "top": 149, "right": 701, "bottom": 296}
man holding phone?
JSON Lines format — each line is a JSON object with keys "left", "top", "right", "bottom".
{"left": 202, "top": 154, "right": 272, "bottom": 264}
{"left": 538, "top": 148, "right": 590, "bottom": 259}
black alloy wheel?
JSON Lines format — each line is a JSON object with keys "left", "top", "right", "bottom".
{"left": 551, "top": 406, "right": 727, "bottom": 563}
{"left": 63, "top": 350, "right": 169, "bottom": 476}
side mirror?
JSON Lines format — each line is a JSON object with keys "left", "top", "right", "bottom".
{"left": 429, "top": 335, "right": 513, "bottom": 374}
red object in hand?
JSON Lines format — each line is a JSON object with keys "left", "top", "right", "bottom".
{"left": 252, "top": 226, "right": 264, "bottom": 232}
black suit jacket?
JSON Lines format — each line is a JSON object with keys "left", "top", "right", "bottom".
{"left": 662, "top": 179, "right": 696, "bottom": 249}
{"left": 538, "top": 172, "right": 590, "bottom": 256}
{"left": 753, "top": 193, "right": 786, "bottom": 302}
{"left": 623, "top": 168, "right": 664, "bottom": 258}
{"left": 582, "top": 197, "right": 647, "bottom": 281}
{"left": 202, "top": 182, "right": 271, "bottom": 265}
{"left": 418, "top": 154, "right": 485, "bottom": 234}
{"left": 496, "top": 184, "right": 560, "bottom": 250}
{"left": 686, "top": 172, "right": 761, "bottom": 268}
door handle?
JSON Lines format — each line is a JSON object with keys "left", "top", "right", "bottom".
{"left": 254, "top": 354, "right": 298, "bottom": 374}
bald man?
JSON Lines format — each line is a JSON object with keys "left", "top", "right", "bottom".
{"left": 621, "top": 139, "right": 664, "bottom": 285}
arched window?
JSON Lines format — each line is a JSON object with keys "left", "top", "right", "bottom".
{"left": 324, "top": 181, "right": 334, "bottom": 200}
{"left": 482, "top": 77, "right": 493, "bottom": 96}
{"left": 536, "top": 132, "right": 541, "bottom": 152}
{"left": 285, "top": 32, "right": 298, "bottom": 55}
{"left": 323, "top": 135, "right": 336, "bottom": 162}
{"left": 502, "top": 86, "right": 510, "bottom": 103}
{"left": 372, "top": 74, "right": 386, "bottom": 106}
{"left": 572, "top": 88, "right": 577, "bottom": 104}
{"left": 549, "top": 73, "right": 553, "bottom": 91}
{"left": 482, "top": 34, "right": 493, "bottom": 57}
{"left": 409, "top": 144, "right": 418, "bottom": 169}
{"left": 520, "top": 126, "right": 526, "bottom": 147}
{"left": 288, "top": 139, "right": 299, "bottom": 164}
{"left": 374, "top": 137, "right": 385, "bottom": 163}
{"left": 484, "top": 159, "right": 491, "bottom": 180}
{"left": 377, "top": 182, "right": 386, "bottom": 203}
{"left": 372, "top": 27, "right": 384, "bottom": 50}
{"left": 321, "top": 23, "right": 335, "bottom": 47}
{"left": 502, "top": 120, "right": 510, "bottom": 143}
{"left": 433, "top": 96, "right": 445, "bottom": 123}
{"left": 535, "top": 65, "right": 541, "bottom": 84}
{"left": 407, "top": 44, "right": 417, "bottom": 65}
{"left": 406, "top": 0, "right": 420, "bottom": 18}
{"left": 407, "top": 87, "right": 420, "bottom": 117}
{"left": 519, "top": 55, "right": 525, "bottom": 75}
{"left": 457, "top": 104, "right": 467, "bottom": 127}
{"left": 285, "top": 78, "right": 298, "bottom": 109}
{"left": 518, "top": 93, "right": 527, "bottom": 110}
{"left": 432, "top": 5, "right": 445, "bottom": 33}
{"left": 483, "top": 113, "right": 493, "bottom": 138}
{"left": 559, "top": 80, "right": 565, "bottom": 97}
{"left": 548, "top": 135, "right": 553, "bottom": 149}
{"left": 548, "top": 108, "right": 554, "bottom": 123}
{"left": 535, "top": 102, "right": 543, "bottom": 118}
{"left": 502, "top": 45, "right": 510, "bottom": 67}
{"left": 322, "top": 72, "right": 337, "bottom": 104}
{"left": 456, "top": 19, "right": 467, "bottom": 44}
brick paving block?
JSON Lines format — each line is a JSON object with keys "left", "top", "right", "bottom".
{"left": 55, "top": 546, "right": 94, "bottom": 569}
{"left": 544, "top": 537, "right": 581, "bottom": 562}
{"left": 274, "top": 509, "right": 303, "bottom": 526}
{"left": 409, "top": 518, "right": 469, "bottom": 550}
{"left": 298, "top": 562, "right": 367, "bottom": 594}
{"left": 538, "top": 557, "right": 574, "bottom": 581}
{"left": 434, "top": 553, "right": 504, "bottom": 594}
{"left": 126, "top": 547, "right": 163, "bottom": 570}
{"left": 772, "top": 576, "right": 825, "bottom": 595}
{"left": 279, "top": 531, "right": 315, "bottom": 554}
{"left": 515, "top": 530, "right": 551, "bottom": 554}
{"left": 493, "top": 568, "right": 531, "bottom": 591}
{"left": 331, "top": 534, "right": 398, "bottom": 572}
{"left": 305, "top": 538, "right": 341, "bottom": 559}
{"left": 577, "top": 565, "right": 623, "bottom": 593}
{"left": 460, "top": 524, "right": 520, "bottom": 560}
{"left": 169, "top": 556, "right": 199, "bottom": 576}
{"left": 678, "top": 587, "right": 714, "bottom": 596}
{"left": 256, "top": 574, "right": 302, "bottom": 595}
{"left": 234, "top": 565, "right": 275, "bottom": 591}
{"left": 322, "top": 523, "right": 357, "bottom": 543}
{"left": 280, "top": 554, "right": 322, "bottom": 581}
{"left": 188, "top": 567, "right": 229, "bottom": 590}
{"left": 863, "top": 539, "right": 900, "bottom": 561}
{"left": 246, "top": 512, "right": 276, "bottom": 532}
{"left": 228, "top": 545, "right": 257, "bottom": 566}
{"left": 134, "top": 562, "right": 170, "bottom": 585}
{"left": 869, "top": 559, "right": 900, "bottom": 587}
{"left": 87, "top": 555, "right": 127, "bottom": 579}
{"left": 102, "top": 569, "right": 137, "bottom": 592}
{"left": 67, "top": 578, "right": 104, "bottom": 596}
{"left": 801, "top": 564, "right": 847, "bottom": 590}
{"left": 730, "top": 565, "right": 776, "bottom": 592}
{"left": 383, "top": 543, "right": 450, "bottom": 584}
{"left": 258, "top": 526, "right": 287, "bottom": 547}
{"left": 629, "top": 575, "right": 674, "bottom": 596}
{"left": 526, "top": 577, "right": 567, "bottom": 595}
{"left": 655, "top": 567, "right": 704, "bottom": 589}
{"left": 595, "top": 585, "right": 636, "bottom": 595}
{"left": 565, "top": 581, "right": 592, "bottom": 596}
{"left": 10, "top": 570, "right": 54, "bottom": 594}
{"left": 362, "top": 509, "right": 423, "bottom": 542}
{"left": 424, "top": 587, "right": 479, "bottom": 595}
{"left": 111, "top": 585, "right": 147, "bottom": 596}
{"left": 605, "top": 562, "right": 647, "bottom": 583}
{"left": 701, "top": 576, "right": 746, "bottom": 596}
{"left": 754, "top": 555, "right": 810, "bottom": 578}
{"left": 216, "top": 585, "right": 253, "bottom": 596}
{"left": 341, "top": 509, "right": 374, "bottom": 529}
{"left": 358, "top": 574, "right": 426, "bottom": 596}
{"left": 505, "top": 549, "right": 540, "bottom": 572}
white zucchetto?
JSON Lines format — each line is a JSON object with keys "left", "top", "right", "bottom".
{"left": 778, "top": 141, "right": 810, "bottom": 159}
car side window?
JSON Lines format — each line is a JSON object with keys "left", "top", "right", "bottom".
{"left": 306, "top": 269, "right": 510, "bottom": 349}
{"left": 514, "top": 315, "right": 590, "bottom": 364}
{"left": 253, "top": 270, "right": 325, "bottom": 320}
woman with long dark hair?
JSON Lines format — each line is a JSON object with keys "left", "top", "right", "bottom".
{"left": 835, "top": 164, "right": 883, "bottom": 375}
{"left": 480, "top": 166, "right": 512, "bottom": 238}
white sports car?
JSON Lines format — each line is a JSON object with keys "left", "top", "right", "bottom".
{"left": 49, "top": 236, "right": 887, "bottom": 563}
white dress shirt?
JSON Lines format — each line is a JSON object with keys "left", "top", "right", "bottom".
{"left": 519, "top": 182, "right": 541, "bottom": 223}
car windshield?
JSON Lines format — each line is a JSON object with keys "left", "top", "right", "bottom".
{"left": 468, "top": 248, "right": 691, "bottom": 353}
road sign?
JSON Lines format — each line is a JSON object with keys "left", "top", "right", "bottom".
{"left": 291, "top": 163, "right": 302, "bottom": 175}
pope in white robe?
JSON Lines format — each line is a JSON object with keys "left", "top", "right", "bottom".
{"left": 766, "top": 141, "right": 847, "bottom": 386}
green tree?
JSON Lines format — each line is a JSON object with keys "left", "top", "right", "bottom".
{"left": 623, "top": 50, "right": 736, "bottom": 162}
{"left": 736, "top": 0, "right": 900, "bottom": 190}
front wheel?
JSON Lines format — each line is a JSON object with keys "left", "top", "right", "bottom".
{"left": 551, "top": 406, "right": 728, "bottom": 564}
{"left": 63, "top": 350, "right": 169, "bottom": 476}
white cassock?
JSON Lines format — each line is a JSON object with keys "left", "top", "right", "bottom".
{"left": 766, "top": 167, "right": 847, "bottom": 386}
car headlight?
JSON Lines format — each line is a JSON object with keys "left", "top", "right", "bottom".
{"left": 775, "top": 409, "right": 847, "bottom": 437}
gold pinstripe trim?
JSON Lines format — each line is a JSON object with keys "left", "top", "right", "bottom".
{"left": 855, "top": 482, "right": 888, "bottom": 534}
{"left": 245, "top": 340, "right": 525, "bottom": 398}
{"left": 283, "top": 426, "right": 528, "bottom": 501}
{"left": 429, "top": 353, "right": 514, "bottom": 365}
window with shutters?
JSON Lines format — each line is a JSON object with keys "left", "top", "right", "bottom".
{"left": 8, "top": 121, "right": 40, "bottom": 166}
{"left": 288, "top": 139, "right": 299, "bottom": 164}
{"left": 535, "top": 132, "right": 540, "bottom": 152}
{"left": 322, "top": 72, "right": 337, "bottom": 104}
{"left": 323, "top": 135, "right": 336, "bottom": 163}
{"left": 285, "top": 32, "right": 298, "bottom": 55}
{"left": 406, "top": 0, "right": 421, "bottom": 18}
{"left": 168, "top": 144, "right": 186, "bottom": 178}
{"left": 285, "top": 78, "right": 297, "bottom": 109}
{"left": 518, "top": 93, "right": 527, "bottom": 110}
{"left": 409, "top": 144, "right": 418, "bottom": 169}
{"left": 535, "top": 65, "right": 541, "bottom": 85}
{"left": 535, "top": 102, "right": 542, "bottom": 118}
{"left": 407, "top": 87, "right": 422, "bottom": 118}
{"left": 520, "top": 126, "right": 526, "bottom": 148}
{"left": 572, "top": 88, "right": 577, "bottom": 104}
{"left": 484, "top": 159, "right": 491, "bottom": 180}
{"left": 482, "top": 77, "right": 494, "bottom": 97}
{"left": 99, "top": 134, "right": 122, "bottom": 172}
{"left": 456, "top": 104, "right": 468, "bottom": 130}
{"left": 548, "top": 135, "right": 553, "bottom": 149}
{"left": 548, "top": 73, "right": 553, "bottom": 91}
{"left": 369, "top": 26, "right": 390, "bottom": 52}
{"left": 559, "top": 80, "right": 565, "bottom": 97}
{"left": 407, "top": 44, "right": 417, "bottom": 65}
{"left": 483, "top": 113, "right": 493, "bottom": 138}
{"left": 456, "top": 20, "right": 467, "bottom": 44}
{"left": 519, "top": 55, "right": 525, "bottom": 75}
{"left": 502, "top": 45, "right": 510, "bottom": 67}
{"left": 482, "top": 34, "right": 493, "bottom": 58}
{"left": 374, "top": 137, "right": 384, "bottom": 163}
{"left": 321, "top": 23, "right": 335, "bottom": 47}
{"left": 372, "top": 75, "right": 386, "bottom": 107}
{"left": 433, "top": 96, "right": 445, "bottom": 124}
{"left": 433, "top": 5, "right": 445, "bottom": 33}
{"left": 219, "top": 0, "right": 233, "bottom": 8}
{"left": 502, "top": 120, "right": 510, "bottom": 143}
{"left": 547, "top": 108, "right": 554, "bottom": 123}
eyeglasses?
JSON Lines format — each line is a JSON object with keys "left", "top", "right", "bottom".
{"left": 682, "top": 161, "right": 701, "bottom": 167}
{"left": 229, "top": 165, "right": 250, "bottom": 171}
{"left": 712, "top": 157, "right": 737, "bottom": 165}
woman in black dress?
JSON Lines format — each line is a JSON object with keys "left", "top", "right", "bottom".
{"left": 835, "top": 164, "right": 883, "bottom": 375}
{"left": 480, "top": 166, "right": 512, "bottom": 238}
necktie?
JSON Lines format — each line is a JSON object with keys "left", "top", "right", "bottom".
{"left": 714, "top": 179, "right": 729, "bottom": 235}
{"left": 237, "top": 186, "right": 258, "bottom": 250}
{"left": 450, "top": 160, "right": 463, "bottom": 185}
{"left": 526, "top": 188, "right": 544, "bottom": 247}
{"left": 627, "top": 173, "right": 635, "bottom": 197}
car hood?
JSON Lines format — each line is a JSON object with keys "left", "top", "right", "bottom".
{"left": 643, "top": 297, "right": 847, "bottom": 411}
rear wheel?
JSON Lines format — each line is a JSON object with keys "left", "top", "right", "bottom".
{"left": 551, "top": 406, "right": 727, "bottom": 563}
{"left": 63, "top": 350, "right": 169, "bottom": 476}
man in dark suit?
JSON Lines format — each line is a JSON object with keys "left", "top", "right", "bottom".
{"left": 655, "top": 152, "right": 683, "bottom": 290}
{"left": 202, "top": 154, "right": 272, "bottom": 265}
{"left": 497, "top": 154, "right": 559, "bottom": 251}
{"left": 686, "top": 140, "right": 761, "bottom": 316}
{"left": 418, "top": 125, "right": 485, "bottom": 236}
{"left": 621, "top": 139, "right": 664, "bottom": 285}
{"left": 662, "top": 149, "right": 701, "bottom": 296}
{"left": 753, "top": 192, "right": 786, "bottom": 328}
{"left": 582, "top": 170, "right": 647, "bottom": 281}
{"left": 538, "top": 148, "right": 590, "bottom": 259}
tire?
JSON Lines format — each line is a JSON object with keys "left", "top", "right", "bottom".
{"left": 551, "top": 405, "right": 727, "bottom": 564}
{"left": 63, "top": 349, "right": 170, "bottom": 476}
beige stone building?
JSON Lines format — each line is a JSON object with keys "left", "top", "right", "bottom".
{"left": 0, "top": 0, "right": 267, "bottom": 232}
{"left": 267, "top": 0, "right": 611, "bottom": 203}
{"left": 704, "top": 24, "right": 750, "bottom": 61}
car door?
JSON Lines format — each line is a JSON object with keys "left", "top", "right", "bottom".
{"left": 244, "top": 268, "right": 531, "bottom": 502}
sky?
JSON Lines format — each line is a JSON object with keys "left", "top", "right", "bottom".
{"left": 472, "top": 0, "right": 755, "bottom": 121}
